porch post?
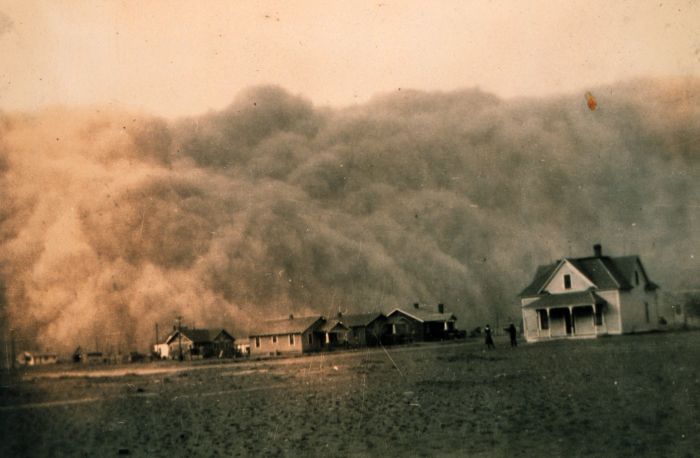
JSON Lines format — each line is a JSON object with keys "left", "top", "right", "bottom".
{"left": 568, "top": 306, "right": 574, "bottom": 335}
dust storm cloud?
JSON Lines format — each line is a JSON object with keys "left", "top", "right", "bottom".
{"left": 0, "top": 79, "right": 698, "bottom": 352}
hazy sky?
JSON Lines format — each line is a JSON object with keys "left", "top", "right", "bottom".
{"left": 1, "top": 0, "right": 699, "bottom": 117}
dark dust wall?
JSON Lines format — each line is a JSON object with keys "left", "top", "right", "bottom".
{"left": 0, "top": 79, "right": 698, "bottom": 352}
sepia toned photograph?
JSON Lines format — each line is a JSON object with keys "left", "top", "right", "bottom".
{"left": 1, "top": 1, "right": 699, "bottom": 456}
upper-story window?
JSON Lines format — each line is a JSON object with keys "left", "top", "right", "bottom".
{"left": 564, "top": 274, "right": 572, "bottom": 290}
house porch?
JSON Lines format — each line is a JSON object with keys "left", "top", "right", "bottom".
{"left": 523, "top": 290, "right": 608, "bottom": 340}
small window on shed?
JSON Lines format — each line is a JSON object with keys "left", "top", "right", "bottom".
{"left": 272, "top": 335, "right": 277, "bottom": 344}
{"left": 255, "top": 337, "right": 260, "bottom": 348}
{"left": 307, "top": 333, "right": 313, "bottom": 345}
{"left": 289, "top": 334, "right": 295, "bottom": 346}
{"left": 564, "top": 274, "right": 572, "bottom": 290}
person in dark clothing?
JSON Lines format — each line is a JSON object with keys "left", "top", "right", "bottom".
{"left": 484, "top": 324, "right": 495, "bottom": 349}
{"left": 507, "top": 323, "right": 517, "bottom": 347}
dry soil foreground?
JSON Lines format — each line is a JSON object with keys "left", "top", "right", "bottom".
{"left": 1, "top": 332, "right": 699, "bottom": 457}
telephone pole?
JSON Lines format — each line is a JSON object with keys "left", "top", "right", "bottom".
{"left": 176, "top": 316, "right": 183, "bottom": 361}
{"left": 10, "top": 328, "right": 16, "bottom": 370}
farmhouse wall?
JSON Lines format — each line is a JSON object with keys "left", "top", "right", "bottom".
{"left": 619, "top": 282, "right": 659, "bottom": 333}
{"left": 250, "top": 332, "right": 303, "bottom": 357}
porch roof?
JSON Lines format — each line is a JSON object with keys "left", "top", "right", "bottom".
{"left": 522, "top": 290, "right": 607, "bottom": 309}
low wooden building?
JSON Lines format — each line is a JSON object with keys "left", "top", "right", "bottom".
{"left": 386, "top": 303, "right": 458, "bottom": 343}
{"left": 166, "top": 328, "right": 235, "bottom": 359}
{"left": 17, "top": 351, "right": 58, "bottom": 366}
{"left": 319, "top": 319, "right": 350, "bottom": 349}
{"left": 84, "top": 352, "right": 106, "bottom": 364}
{"left": 235, "top": 339, "right": 250, "bottom": 357}
{"left": 249, "top": 315, "right": 325, "bottom": 357}
{"left": 153, "top": 342, "right": 171, "bottom": 360}
{"left": 339, "top": 312, "right": 387, "bottom": 347}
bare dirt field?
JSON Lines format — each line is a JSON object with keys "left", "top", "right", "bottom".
{"left": 1, "top": 331, "right": 699, "bottom": 457}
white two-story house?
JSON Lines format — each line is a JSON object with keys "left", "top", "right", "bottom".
{"left": 519, "top": 244, "right": 659, "bottom": 342}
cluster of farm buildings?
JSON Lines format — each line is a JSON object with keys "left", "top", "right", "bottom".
{"left": 14, "top": 244, "right": 694, "bottom": 366}
{"left": 152, "top": 303, "right": 462, "bottom": 360}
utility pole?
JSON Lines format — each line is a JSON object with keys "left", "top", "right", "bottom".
{"left": 10, "top": 328, "right": 16, "bottom": 370}
{"left": 176, "top": 316, "right": 183, "bottom": 361}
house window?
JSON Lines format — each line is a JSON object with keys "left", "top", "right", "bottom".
{"left": 644, "top": 302, "right": 650, "bottom": 323}
{"left": 255, "top": 337, "right": 260, "bottom": 348}
{"left": 595, "top": 307, "right": 603, "bottom": 326}
{"left": 538, "top": 309, "right": 549, "bottom": 330}
{"left": 289, "top": 334, "right": 295, "bottom": 346}
{"left": 272, "top": 335, "right": 277, "bottom": 344}
{"left": 307, "top": 333, "right": 313, "bottom": 345}
{"left": 635, "top": 271, "right": 639, "bottom": 286}
{"left": 564, "top": 274, "right": 572, "bottom": 290}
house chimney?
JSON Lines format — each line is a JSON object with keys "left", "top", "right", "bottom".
{"left": 594, "top": 244, "right": 602, "bottom": 257}
{"left": 413, "top": 302, "right": 420, "bottom": 309}
{"left": 438, "top": 303, "right": 444, "bottom": 314}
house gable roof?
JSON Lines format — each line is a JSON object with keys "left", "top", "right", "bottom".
{"left": 388, "top": 308, "right": 456, "bottom": 323}
{"left": 520, "top": 254, "right": 656, "bottom": 298}
{"left": 249, "top": 316, "right": 325, "bottom": 337}
{"left": 165, "top": 328, "right": 233, "bottom": 345}
{"left": 211, "top": 329, "right": 235, "bottom": 342}
{"left": 536, "top": 259, "right": 596, "bottom": 294}
{"left": 319, "top": 320, "right": 350, "bottom": 333}
{"left": 339, "top": 312, "right": 386, "bottom": 328}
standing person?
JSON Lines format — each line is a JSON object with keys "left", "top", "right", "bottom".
{"left": 484, "top": 324, "right": 495, "bottom": 350}
{"left": 507, "top": 323, "right": 517, "bottom": 347}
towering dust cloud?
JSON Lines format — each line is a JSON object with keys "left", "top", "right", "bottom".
{"left": 0, "top": 80, "right": 698, "bottom": 352}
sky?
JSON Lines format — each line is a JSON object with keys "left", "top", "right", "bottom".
{"left": 1, "top": 0, "right": 699, "bottom": 118}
